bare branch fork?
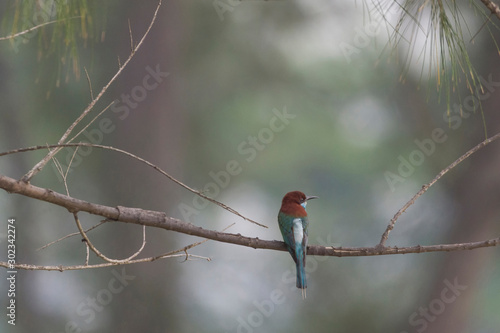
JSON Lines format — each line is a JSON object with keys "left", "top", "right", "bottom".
{"left": 1, "top": 132, "right": 500, "bottom": 271}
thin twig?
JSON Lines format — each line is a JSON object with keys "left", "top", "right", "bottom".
{"left": 65, "top": 147, "right": 80, "bottom": 181}
{"left": 66, "top": 102, "right": 115, "bottom": 143}
{"left": 0, "top": 17, "right": 81, "bottom": 41}
{"left": 128, "top": 19, "right": 134, "bottom": 51}
{"left": 84, "top": 240, "right": 90, "bottom": 265}
{"left": 379, "top": 131, "right": 500, "bottom": 246}
{"left": 179, "top": 222, "right": 235, "bottom": 262}
{"left": 20, "top": 0, "right": 162, "bottom": 183}
{"left": 73, "top": 213, "right": 147, "bottom": 264}
{"left": 36, "top": 219, "right": 107, "bottom": 251}
{"left": 84, "top": 67, "right": 94, "bottom": 100}
{"left": 51, "top": 146, "right": 79, "bottom": 196}
{"left": 51, "top": 157, "right": 65, "bottom": 187}
{"left": 127, "top": 225, "right": 147, "bottom": 261}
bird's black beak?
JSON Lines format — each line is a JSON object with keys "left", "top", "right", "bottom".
{"left": 306, "top": 195, "right": 319, "bottom": 201}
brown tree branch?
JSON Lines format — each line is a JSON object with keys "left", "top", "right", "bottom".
{"left": 1, "top": 171, "right": 500, "bottom": 271}
{"left": 0, "top": 239, "right": 211, "bottom": 272}
{"left": 378, "top": 131, "right": 500, "bottom": 246}
{"left": 2, "top": 131, "right": 500, "bottom": 271}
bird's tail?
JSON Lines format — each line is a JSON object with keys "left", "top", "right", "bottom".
{"left": 295, "top": 250, "right": 307, "bottom": 299}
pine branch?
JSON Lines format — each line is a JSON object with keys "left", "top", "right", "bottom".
{"left": 479, "top": 0, "right": 500, "bottom": 21}
{"left": 0, "top": 17, "right": 80, "bottom": 41}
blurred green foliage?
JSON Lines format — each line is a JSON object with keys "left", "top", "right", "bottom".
{"left": 1, "top": 0, "right": 107, "bottom": 89}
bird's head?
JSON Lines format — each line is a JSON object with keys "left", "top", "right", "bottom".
{"left": 280, "top": 191, "right": 318, "bottom": 216}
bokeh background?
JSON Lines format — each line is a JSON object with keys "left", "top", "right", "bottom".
{"left": 1, "top": 1, "right": 500, "bottom": 332}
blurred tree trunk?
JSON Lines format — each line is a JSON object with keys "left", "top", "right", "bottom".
{"left": 100, "top": 2, "right": 188, "bottom": 331}
{"left": 425, "top": 52, "right": 500, "bottom": 333}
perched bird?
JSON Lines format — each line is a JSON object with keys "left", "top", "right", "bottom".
{"left": 278, "top": 191, "right": 318, "bottom": 299}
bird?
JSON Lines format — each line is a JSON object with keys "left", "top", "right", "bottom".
{"left": 278, "top": 191, "right": 318, "bottom": 299}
